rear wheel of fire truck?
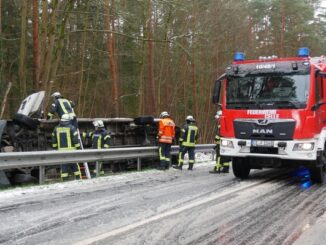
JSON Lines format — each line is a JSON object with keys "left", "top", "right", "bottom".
{"left": 309, "top": 165, "right": 324, "bottom": 184}
{"left": 232, "top": 157, "right": 250, "bottom": 179}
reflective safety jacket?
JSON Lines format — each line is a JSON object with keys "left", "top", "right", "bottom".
{"left": 158, "top": 117, "right": 175, "bottom": 144}
{"left": 52, "top": 122, "right": 80, "bottom": 150}
{"left": 180, "top": 122, "right": 198, "bottom": 147}
{"left": 47, "top": 98, "right": 76, "bottom": 119}
{"left": 89, "top": 128, "right": 111, "bottom": 149}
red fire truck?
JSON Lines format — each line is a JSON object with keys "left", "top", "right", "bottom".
{"left": 213, "top": 48, "right": 326, "bottom": 183}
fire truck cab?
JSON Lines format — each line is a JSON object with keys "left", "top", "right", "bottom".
{"left": 213, "top": 48, "right": 326, "bottom": 183}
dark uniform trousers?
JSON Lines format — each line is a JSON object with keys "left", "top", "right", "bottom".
{"left": 213, "top": 143, "right": 231, "bottom": 173}
{"left": 159, "top": 143, "right": 172, "bottom": 169}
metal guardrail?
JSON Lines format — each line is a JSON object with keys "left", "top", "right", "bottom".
{"left": 0, "top": 144, "right": 215, "bottom": 184}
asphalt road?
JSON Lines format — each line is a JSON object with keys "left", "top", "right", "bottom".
{"left": 0, "top": 162, "right": 325, "bottom": 245}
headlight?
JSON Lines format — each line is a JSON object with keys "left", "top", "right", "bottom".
{"left": 293, "top": 142, "right": 314, "bottom": 151}
{"left": 221, "top": 139, "right": 234, "bottom": 148}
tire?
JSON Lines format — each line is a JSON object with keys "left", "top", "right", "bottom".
{"left": 11, "top": 173, "right": 38, "bottom": 185}
{"left": 134, "top": 116, "right": 154, "bottom": 125}
{"left": 309, "top": 165, "right": 324, "bottom": 184}
{"left": 13, "top": 113, "right": 39, "bottom": 130}
{"left": 232, "top": 157, "right": 250, "bottom": 179}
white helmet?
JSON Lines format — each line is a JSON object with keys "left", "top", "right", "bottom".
{"left": 215, "top": 111, "right": 222, "bottom": 120}
{"left": 51, "top": 92, "right": 61, "bottom": 98}
{"left": 93, "top": 120, "right": 104, "bottom": 128}
{"left": 97, "top": 120, "right": 104, "bottom": 127}
{"left": 61, "top": 114, "right": 72, "bottom": 122}
{"left": 160, "top": 111, "right": 169, "bottom": 118}
{"left": 186, "top": 115, "right": 195, "bottom": 122}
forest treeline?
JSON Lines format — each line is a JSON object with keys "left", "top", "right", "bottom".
{"left": 0, "top": 0, "right": 325, "bottom": 142}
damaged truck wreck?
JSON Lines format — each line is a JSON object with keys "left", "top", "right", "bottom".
{"left": 0, "top": 91, "right": 174, "bottom": 185}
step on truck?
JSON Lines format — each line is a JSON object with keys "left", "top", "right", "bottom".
{"left": 212, "top": 47, "right": 326, "bottom": 183}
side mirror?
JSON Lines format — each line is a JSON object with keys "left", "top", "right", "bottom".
{"left": 212, "top": 75, "right": 224, "bottom": 104}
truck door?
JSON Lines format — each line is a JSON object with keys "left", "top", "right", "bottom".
{"left": 315, "top": 72, "right": 326, "bottom": 130}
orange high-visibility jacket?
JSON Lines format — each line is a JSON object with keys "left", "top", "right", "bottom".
{"left": 158, "top": 118, "right": 176, "bottom": 144}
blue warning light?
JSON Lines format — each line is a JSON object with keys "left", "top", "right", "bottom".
{"left": 297, "top": 47, "right": 309, "bottom": 57}
{"left": 234, "top": 52, "right": 245, "bottom": 61}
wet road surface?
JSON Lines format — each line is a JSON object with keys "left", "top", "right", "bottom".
{"left": 0, "top": 162, "right": 325, "bottom": 245}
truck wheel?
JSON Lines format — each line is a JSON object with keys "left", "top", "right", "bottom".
{"left": 11, "top": 173, "right": 38, "bottom": 185}
{"left": 232, "top": 157, "right": 250, "bottom": 179}
{"left": 309, "top": 166, "right": 324, "bottom": 184}
{"left": 13, "top": 113, "right": 39, "bottom": 130}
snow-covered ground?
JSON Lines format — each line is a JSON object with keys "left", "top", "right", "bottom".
{"left": 1, "top": 155, "right": 326, "bottom": 245}
{"left": 0, "top": 152, "right": 215, "bottom": 200}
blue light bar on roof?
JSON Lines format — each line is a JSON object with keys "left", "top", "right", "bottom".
{"left": 298, "top": 47, "right": 309, "bottom": 57}
{"left": 234, "top": 52, "right": 245, "bottom": 61}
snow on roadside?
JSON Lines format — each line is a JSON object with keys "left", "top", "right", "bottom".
{"left": 0, "top": 152, "right": 215, "bottom": 200}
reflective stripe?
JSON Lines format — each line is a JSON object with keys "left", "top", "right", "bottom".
{"left": 56, "top": 127, "right": 74, "bottom": 150}
{"left": 61, "top": 172, "right": 68, "bottom": 178}
{"left": 215, "top": 157, "right": 223, "bottom": 169}
{"left": 182, "top": 125, "right": 198, "bottom": 147}
{"left": 159, "top": 147, "right": 165, "bottom": 161}
{"left": 58, "top": 99, "right": 69, "bottom": 115}
{"left": 74, "top": 164, "right": 81, "bottom": 176}
{"left": 159, "top": 135, "right": 173, "bottom": 144}
{"left": 178, "top": 151, "right": 184, "bottom": 166}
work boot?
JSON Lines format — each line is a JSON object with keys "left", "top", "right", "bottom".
{"left": 188, "top": 163, "right": 194, "bottom": 170}
{"left": 173, "top": 164, "right": 183, "bottom": 170}
{"left": 165, "top": 161, "right": 170, "bottom": 170}
{"left": 209, "top": 169, "right": 220, "bottom": 174}
{"left": 209, "top": 167, "right": 221, "bottom": 174}
{"left": 221, "top": 167, "right": 229, "bottom": 173}
{"left": 157, "top": 162, "right": 166, "bottom": 170}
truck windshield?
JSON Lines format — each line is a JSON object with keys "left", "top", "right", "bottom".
{"left": 226, "top": 74, "right": 310, "bottom": 109}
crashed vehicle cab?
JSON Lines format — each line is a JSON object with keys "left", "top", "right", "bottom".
{"left": 0, "top": 91, "right": 174, "bottom": 185}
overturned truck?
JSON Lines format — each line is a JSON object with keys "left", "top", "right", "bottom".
{"left": 0, "top": 91, "right": 174, "bottom": 185}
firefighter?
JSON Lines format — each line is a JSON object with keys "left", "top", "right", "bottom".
{"left": 173, "top": 115, "right": 199, "bottom": 170}
{"left": 157, "top": 111, "right": 176, "bottom": 170}
{"left": 52, "top": 114, "right": 81, "bottom": 181}
{"left": 209, "top": 111, "right": 231, "bottom": 174}
{"left": 47, "top": 92, "right": 78, "bottom": 128}
{"left": 84, "top": 120, "right": 111, "bottom": 176}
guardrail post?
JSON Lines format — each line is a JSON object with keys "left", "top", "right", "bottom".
{"left": 137, "top": 157, "right": 141, "bottom": 171}
{"left": 96, "top": 161, "right": 100, "bottom": 177}
{"left": 39, "top": 166, "right": 45, "bottom": 185}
